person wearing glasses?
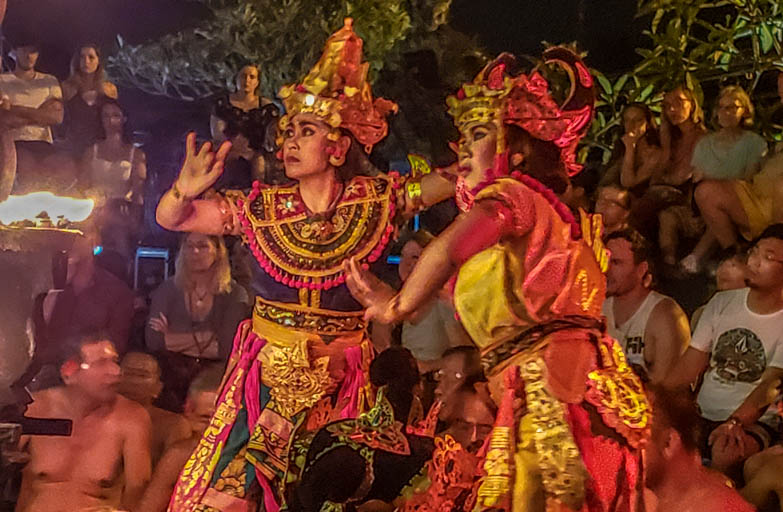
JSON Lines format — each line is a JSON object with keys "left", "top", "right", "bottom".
{"left": 666, "top": 224, "right": 783, "bottom": 476}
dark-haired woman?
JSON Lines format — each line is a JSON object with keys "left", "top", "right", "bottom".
{"left": 346, "top": 49, "right": 650, "bottom": 512}
{"left": 156, "top": 20, "right": 455, "bottom": 511}
{"left": 82, "top": 99, "right": 146, "bottom": 259}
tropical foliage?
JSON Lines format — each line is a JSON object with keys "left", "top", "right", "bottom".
{"left": 585, "top": 0, "right": 783, "bottom": 163}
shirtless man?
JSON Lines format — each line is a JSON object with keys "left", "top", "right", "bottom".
{"left": 644, "top": 388, "right": 754, "bottom": 511}
{"left": 118, "top": 352, "right": 190, "bottom": 466}
{"left": 136, "top": 366, "right": 222, "bottom": 511}
{"left": 15, "top": 335, "right": 152, "bottom": 512}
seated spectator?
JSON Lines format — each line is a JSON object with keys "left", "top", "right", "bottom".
{"left": 649, "top": 84, "right": 707, "bottom": 265}
{"left": 439, "top": 385, "right": 496, "bottom": 454}
{"left": 288, "top": 347, "right": 434, "bottom": 512}
{"left": 604, "top": 229, "right": 690, "bottom": 383}
{"left": 600, "top": 103, "right": 664, "bottom": 197}
{"left": 61, "top": 44, "right": 119, "bottom": 155}
{"left": 34, "top": 229, "right": 135, "bottom": 387}
{"left": 594, "top": 184, "right": 631, "bottom": 235}
{"left": 146, "top": 233, "right": 250, "bottom": 411}
{"left": 691, "top": 248, "right": 749, "bottom": 331}
{"left": 432, "top": 345, "right": 483, "bottom": 405}
{"left": 0, "top": 38, "right": 76, "bottom": 193}
{"left": 15, "top": 334, "right": 151, "bottom": 512}
{"left": 82, "top": 99, "right": 147, "bottom": 259}
{"left": 117, "top": 352, "right": 191, "bottom": 465}
{"left": 644, "top": 388, "right": 754, "bottom": 511}
{"left": 398, "top": 230, "right": 472, "bottom": 370}
{"left": 666, "top": 225, "right": 783, "bottom": 474}
{"left": 136, "top": 365, "right": 222, "bottom": 512}
{"left": 683, "top": 85, "right": 768, "bottom": 273}
{"left": 210, "top": 64, "right": 280, "bottom": 188}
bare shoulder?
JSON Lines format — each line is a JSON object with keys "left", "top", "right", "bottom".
{"left": 652, "top": 296, "right": 687, "bottom": 321}
{"left": 114, "top": 395, "right": 152, "bottom": 430}
{"left": 27, "top": 387, "right": 65, "bottom": 416}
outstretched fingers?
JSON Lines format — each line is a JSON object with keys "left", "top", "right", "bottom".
{"left": 185, "top": 132, "right": 198, "bottom": 158}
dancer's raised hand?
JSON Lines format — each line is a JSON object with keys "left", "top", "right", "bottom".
{"left": 343, "top": 258, "right": 398, "bottom": 324}
{"left": 174, "top": 132, "right": 231, "bottom": 199}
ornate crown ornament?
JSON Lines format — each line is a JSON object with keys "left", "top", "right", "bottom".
{"left": 446, "top": 47, "right": 595, "bottom": 175}
{"left": 277, "top": 18, "right": 398, "bottom": 153}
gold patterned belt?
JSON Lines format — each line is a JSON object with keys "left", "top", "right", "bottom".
{"left": 480, "top": 315, "right": 604, "bottom": 375}
{"left": 253, "top": 297, "right": 366, "bottom": 338}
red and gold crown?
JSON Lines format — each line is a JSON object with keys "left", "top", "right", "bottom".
{"left": 277, "top": 18, "right": 398, "bottom": 153}
{"left": 447, "top": 47, "right": 595, "bottom": 175}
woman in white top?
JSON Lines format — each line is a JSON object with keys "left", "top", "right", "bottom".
{"left": 81, "top": 99, "right": 147, "bottom": 259}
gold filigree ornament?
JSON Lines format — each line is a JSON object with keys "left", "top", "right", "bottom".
{"left": 259, "top": 339, "right": 331, "bottom": 418}
{"left": 277, "top": 18, "right": 398, "bottom": 154}
{"left": 585, "top": 340, "right": 651, "bottom": 448}
{"left": 578, "top": 208, "right": 609, "bottom": 273}
{"left": 519, "top": 356, "right": 587, "bottom": 510}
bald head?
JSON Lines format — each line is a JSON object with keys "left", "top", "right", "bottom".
{"left": 118, "top": 352, "right": 162, "bottom": 405}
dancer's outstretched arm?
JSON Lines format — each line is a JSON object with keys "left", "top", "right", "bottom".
{"left": 345, "top": 198, "right": 519, "bottom": 324}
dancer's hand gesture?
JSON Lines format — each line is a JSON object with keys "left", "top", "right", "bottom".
{"left": 343, "top": 258, "right": 398, "bottom": 324}
{"left": 175, "top": 132, "right": 231, "bottom": 199}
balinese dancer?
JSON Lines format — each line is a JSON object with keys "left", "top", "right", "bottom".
{"left": 155, "top": 19, "right": 454, "bottom": 512}
{"left": 345, "top": 48, "right": 651, "bottom": 512}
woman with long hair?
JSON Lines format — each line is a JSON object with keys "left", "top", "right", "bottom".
{"left": 681, "top": 85, "right": 768, "bottom": 273}
{"left": 61, "top": 44, "right": 118, "bottom": 154}
{"left": 82, "top": 99, "right": 147, "bottom": 259}
{"left": 146, "top": 232, "right": 250, "bottom": 409}
{"left": 210, "top": 64, "right": 280, "bottom": 187}
{"left": 156, "top": 20, "right": 455, "bottom": 511}
{"left": 345, "top": 49, "right": 650, "bottom": 512}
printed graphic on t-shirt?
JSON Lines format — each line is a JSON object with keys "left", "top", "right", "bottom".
{"left": 711, "top": 327, "right": 766, "bottom": 383}
{"left": 625, "top": 336, "right": 644, "bottom": 357}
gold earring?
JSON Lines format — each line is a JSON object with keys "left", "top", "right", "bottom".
{"left": 329, "top": 153, "right": 346, "bottom": 167}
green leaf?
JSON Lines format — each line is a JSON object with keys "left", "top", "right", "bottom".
{"left": 614, "top": 73, "right": 629, "bottom": 93}
{"left": 760, "top": 23, "right": 774, "bottom": 53}
{"left": 596, "top": 73, "right": 613, "bottom": 96}
{"left": 637, "top": 83, "right": 655, "bottom": 102}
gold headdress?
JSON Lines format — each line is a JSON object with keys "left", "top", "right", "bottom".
{"left": 446, "top": 47, "right": 595, "bottom": 175}
{"left": 277, "top": 18, "right": 398, "bottom": 153}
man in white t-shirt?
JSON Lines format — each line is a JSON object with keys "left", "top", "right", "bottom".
{"left": 667, "top": 224, "right": 783, "bottom": 473}
{"left": 603, "top": 229, "right": 690, "bottom": 383}
{"left": 0, "top": 41, "right": 63, "bottom": 145}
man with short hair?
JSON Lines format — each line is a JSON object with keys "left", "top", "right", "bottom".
{"left": 644, "top": 388, "right": 755, "bottom": 511}
{"left": 118, "top": 352, "right": 191, "bottom": 465}
{"left": 667, "top": 224, "right": 783, "bottom": 473}
{"left": 15, "top": 335, "right": 152, "bottom": 512}
{"left": 603, "top": 229, "right": 690, "bottom": 383}
{"left": 136, "top": 366, "right": 223, "bottom": 511}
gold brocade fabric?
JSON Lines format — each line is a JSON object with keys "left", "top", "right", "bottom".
{"left": 454, "top": 179, "right": 605, "bottom": 354}
{"left": 251, "top": 297, "right": 367, "bottom": 418}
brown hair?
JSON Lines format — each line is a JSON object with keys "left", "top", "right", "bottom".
{"left": 68, "top": 44, "right": 107, "bottom": 96}
{"left": 505, "top": 124, "right": 569, "bottom": 194}
{"left": 174, "top": 233, "right": 233, "bottom": 295}
{"left": 713, "top": 85, "right": 755, "bottom": 128}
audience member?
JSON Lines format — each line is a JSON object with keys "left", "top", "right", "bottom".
{"left": 600, "top": 103, "right": 664, "bottom": 196}
{"left": 146, "top": 233, "right": 250, "bottom": 410}
{"left": 644, "top": 388, "right": 755, "bottom": 511}
{"left": 0, "top": 39, "right": 72, "bottom": 193}
{"left": 438, "top": 385, "right": 496, "bottom": 454}
{"left": 604, "top": 229, "right": 690, "bottom": 382}
{"left": 741, "top": 441, "right": 783, "bottom": 511}
{"left": 117, "top": 352, "right": 191, "bottom": 465}
{"left": 647, "top": 84, "right": 707, "bottom": 266}
{"left": 683, "top": 86, "right": 768, "bottom": 273}
{"left": 433, "top": 346, "right": 483, "bottom": 406}
{"left": 666, "top": 224, "right": 783, "bottom": 473}
{"left": 594, "top": 184, "right": 631, "bottom": 235}
{"left": 398, "top": 230, "right": 472, "bottom": 370}
{"left": 210, "top": 64, "right": 280, "bottom": 187}
{"left": 61, "top": 44, "right": 119, "bottom": 155}
{"left": 15, "top": 335, "right": 151, "bottom": 512}
{"left": 691, "top": 248, "right": 749, "bottom": 331}
{"left": 34, "top": 230, "right": 135, "bottom": 384}
{"left": 82, "top": 99, "right": 147, "bottom": 259}
{"left": 136, "top": 366, "right": 222, "bottom": 512}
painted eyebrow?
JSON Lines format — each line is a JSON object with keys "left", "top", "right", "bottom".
{"left": 295, "top": 121, "right": 319, "bottom": 129}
